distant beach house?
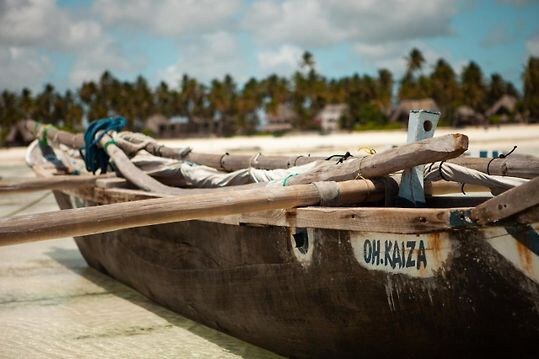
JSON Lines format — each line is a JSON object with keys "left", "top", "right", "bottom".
{"left": 389, "top": 98, "right": 440, "bottom": 123}
{"left": 453, "top": 105, "right": 485, "bottom": 127}
{"left": 144, "top": 114, "right": 211, "bottom": 138}
{"left": 263, "top": 103, "right": 296, "bottom": 132}
{"left": 485, "top": 95, "right": 522, "bottom": 123}
{"left": 314, "top": 104, "right": 348, "bottom": 133}
{"left": 4, "top": 121, "right": 34, "bottom": 146}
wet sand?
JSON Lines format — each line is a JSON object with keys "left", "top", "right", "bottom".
{"left": 0, "top": 125, "right": 537, "bottom": 357}
{"left": 0, "top": 165, "right": 279, "bottom": 358}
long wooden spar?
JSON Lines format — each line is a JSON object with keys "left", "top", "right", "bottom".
{"left": 0, "top": 180, "right": 385, "bottom": 244}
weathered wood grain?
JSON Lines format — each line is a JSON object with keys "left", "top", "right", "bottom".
{"left": 471, "top": 176, "right": 539, "bottom": 224}
{"left": 285, "top": 134, "right": 468, "bottom": 185}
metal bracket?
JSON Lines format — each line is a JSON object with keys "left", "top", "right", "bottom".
{"left": 398, "top": 110, "right": 440, "bottom": 207}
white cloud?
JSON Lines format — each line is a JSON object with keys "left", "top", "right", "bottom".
{"left": 0, "top": 0, "right": 135, "bottom": 88}
{"left": 68, "top": 40, "right": 135, "bottom": 86}
{"left": 244, "top": 0, "right": 456, "bottom": 48}
{"left": 0, "top": 45, "right": 51, "bottom": 90}
{"left": 526, "top": 33, "right": 539, "bottom": 56}
{"left": 0, "top": 0, "right": 102, "bottom": 50}
{"left": 353, "top": 41, "right": 454, "bottom": 77}
{"left": 158, "top": 31, "right": 247, "bottom": 85}
{"left": 243, "top": 0, "right": 344, "bottom": 47}
{"left": 257, "top": 45, "right": 303, "bottom": 75}
{"left": 93, "top": 0, "right": 241, "bottom": 37}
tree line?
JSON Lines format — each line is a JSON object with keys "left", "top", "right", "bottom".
{"left": 1, "top": 49, "right": 538, "bottom": 143}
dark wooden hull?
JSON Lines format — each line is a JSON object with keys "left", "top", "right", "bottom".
{"left": 72, "top": 219, "right": 539, "bottom": 358}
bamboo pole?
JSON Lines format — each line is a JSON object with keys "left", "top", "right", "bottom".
{"left": 0, "top": 179, "right": 387, "bottom": 245}
{"left": 0, "top": 174, "right": 111, "bottom": 194}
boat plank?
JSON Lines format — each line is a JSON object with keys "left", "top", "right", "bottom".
{"left": 472, "top": 176, "right": 539, "bottom": 224}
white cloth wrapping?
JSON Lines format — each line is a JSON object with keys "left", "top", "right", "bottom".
{"left": 424, "top": 161, "right": 528, "bottom": 195}
{"left": 146, "top": 161, "right": 319, "bottom": 188}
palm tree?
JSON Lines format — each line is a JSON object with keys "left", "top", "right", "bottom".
{"left": 406, "top": 48, "right": 426, "bottom": 75}
{"left": 461, "top": 61, "right": 486, "bottom": 111}
{"left": 236, "top": 78, "right": 262, "bottom": 134}
{"left": 19, "top": 88, "right": 34, "bottom": 119}
{"left": 523, "top": 56, "right": 539, "bottom": 120}
{"left": 179, "top": 74, "right": 208, "bottom": 133}
{"left": 300, "top": 51, "right": 315, "bottom": 72}
{"left": 261, "top": 74, "right": 291, "bottom": 114}
{"left": 376, "top": 69, "right": 393, "bottom": 110}
{"left": 133, "top": 75, "right": 155, "bottom": 126}
{"left": 208, "top": 74, "right": 237, "bottom": 136}
{"left": 430, "top": 59, "right": 459, "bottom": 118}
{"left": 34, "top": 84, "right": 56, "bottom": 124}
{"left": 155, "top": 81, "right": 175, "bottom": 117}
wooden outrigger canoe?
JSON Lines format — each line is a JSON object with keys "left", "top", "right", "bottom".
{"left": 2, "top": 116, "right": 538, "bottom": 358}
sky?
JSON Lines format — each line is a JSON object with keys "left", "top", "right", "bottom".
{"left": 0, "top": 0, "right": 538, "bottom": 93}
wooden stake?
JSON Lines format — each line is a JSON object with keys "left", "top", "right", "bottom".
{"left": 0, "top": 179, "right": 387, "bottom": 245}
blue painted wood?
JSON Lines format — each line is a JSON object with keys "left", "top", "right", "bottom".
{"left": 398, "top": 110, "right": 440, "bottom": 207}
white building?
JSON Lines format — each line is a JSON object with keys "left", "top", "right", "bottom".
{"left": 316, "top": 104, "right": 348, "bottom": 133}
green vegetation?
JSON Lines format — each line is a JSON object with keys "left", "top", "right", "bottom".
{"left": 1, "top": 49, "right": 538, "bottom": 144}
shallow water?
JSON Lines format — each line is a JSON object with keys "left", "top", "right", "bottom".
{"left": 0, "top": 164, "right": 280, "bottom": 358}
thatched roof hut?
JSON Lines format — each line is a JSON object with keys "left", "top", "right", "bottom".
{"left": 485, "top": 95, "right": 523, "bottom": 124}
{"left": 5, "top": 121, "right": 35, "bottom": 146}
{"left": 145, "top": 114, "right": 170, "bottom": 135}
{"left": 485, "top": 95, "right": 517, "bottom": 117}
{"left": 453, "top": 105, "right": 485, "bottom": 127}
{"left": 264, "top": 104, "right": 296, "bottom": 132}
{"left": 390, "top": 98, "right": 439, "bottom": 123}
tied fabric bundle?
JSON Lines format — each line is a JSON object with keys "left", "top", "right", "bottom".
{"left": 83, "top": 116, "right": 127, "bottom": 174}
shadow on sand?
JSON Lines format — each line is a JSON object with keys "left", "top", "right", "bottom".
{"left": 45, "top": 245, "right": 279, "bottom": 359}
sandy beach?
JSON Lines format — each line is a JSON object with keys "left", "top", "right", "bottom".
{"left": 0, "top": 124, "right": 537, "bottom": 357}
